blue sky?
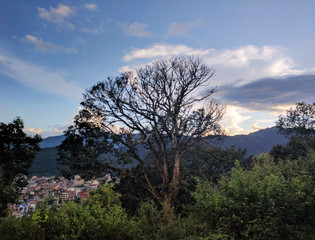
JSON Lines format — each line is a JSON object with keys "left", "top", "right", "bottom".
{"left": 0, "top": 0, "right": 314, "bottom": 137}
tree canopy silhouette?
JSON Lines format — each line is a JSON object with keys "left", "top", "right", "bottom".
{"left": 0, "top": 117, "right": 41, "bottom": 216}
{"left": 58, "top": 57, "right": 225, "bottom": 221}
{"left": 276, "top": 101, "right": 315, "bottom": 139}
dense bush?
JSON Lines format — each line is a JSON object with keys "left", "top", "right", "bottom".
{"left": 191, "top": 153, "right": 315, "bottom": 239}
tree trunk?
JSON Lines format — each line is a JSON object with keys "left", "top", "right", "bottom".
{"left": 161, "top": 153, "right": 181, "bottom": 223}
{"left": 162, "top": 197, "right": 175, "bottom": 223}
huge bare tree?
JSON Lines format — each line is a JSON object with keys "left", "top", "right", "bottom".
{"left": 58, "top": 57, "right": 225, "bottom": 221}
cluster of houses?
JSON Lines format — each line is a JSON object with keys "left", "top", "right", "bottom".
{"left": 10, "top": 174, "right": 113, "bottom": 217}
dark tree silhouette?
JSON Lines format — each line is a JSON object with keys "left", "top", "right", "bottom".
{"left": 58, "top": 57, "right": 225, "bottom": 221}
{"left": 276, "top": 102, "right": 315, "bottom": 139}
{"left": 0, "top": 117, "right": 41, "bottom": 216}
{"left": 57, "top": 109, "right": 112, "bottom": 180}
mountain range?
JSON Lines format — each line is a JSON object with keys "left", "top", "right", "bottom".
{"left": 30, "top": 127, "right": 288, "bottom": 176}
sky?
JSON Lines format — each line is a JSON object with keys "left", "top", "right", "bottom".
{"left": 0, "top": 0, "right": 314, "bottom": 138}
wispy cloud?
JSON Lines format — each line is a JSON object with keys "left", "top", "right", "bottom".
{"left": 0, "top": 51, "right": 82, "bottom": 101}
{"left": 166, "top": 19, "right": 203, "bottom": 37}
{"left": 24, "top": 35, "right": 77, "bottom": 53}
{"left": 79, "top": 19, "right": 111, "bottom": 35}
{"left": 84, "top": 3, "right": 98, "bottom": 11}
{"left": 118, "top": 22, "right": 152, "bottom": 37}
{"left": 37, "top": 4, "right": 76, "bottom": 30}
{"left": 79, "top": 26, "right": 104, "bottom": 34}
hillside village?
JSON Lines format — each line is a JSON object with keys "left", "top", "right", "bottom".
{"left": 10, "top": 174, "right": 113, "bottom": 217}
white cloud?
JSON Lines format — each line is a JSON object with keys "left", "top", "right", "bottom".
{"left": 84, "top": 3, "right": 98, "bottom": 11}
{"left": 54, "top": 127, "right": 64, "bottom": 133}
{"left": 122, "top": 44, "right": 305, "bottom": 86}
{"left": 123, "top": 43, "right": 210, "bottom": 62}
{"left": 25, "top": 127, "right": 44, "bottom": 135}
{"left": 166, "top": 19, "right": 203, "bottom": 37}
{"left": 119, "top": 22, "right": 152, "bottom": 37}
{"left": 0, "top": 51, "right": 82, "bottom": 101}
{"left": 263, "top": 57, "right": 303, "bottom": 76}
{"left": 24, "top": 35, "right": 77, "bottom": 53}
{"left": 220, "top": 105, "right": 253, "bottom": 135}
{"left": 37, "top": 4, "right": 76, "bottom": 30}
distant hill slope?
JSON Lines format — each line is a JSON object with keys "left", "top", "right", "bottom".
{"left": 40, "top": 135, "right": 66, "bottom": 148}
{"left": 31, "top": 127, "right": 288, "bottom": 176}
{"left": 221, "top": 127, "right": 288, "bottom": 156}
{"left": 29, "top": 147, "right": 61, "bottom": 176}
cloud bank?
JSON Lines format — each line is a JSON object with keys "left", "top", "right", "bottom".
{"left": 122, "top": 44, "right": 304, "bottom": 85}
{"left": 219, "top": 74, "right": 315, "bottom": 111}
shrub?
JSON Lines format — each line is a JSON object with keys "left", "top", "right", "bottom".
{"left": 191, "top": 153, "right": 315, "bottom": 239}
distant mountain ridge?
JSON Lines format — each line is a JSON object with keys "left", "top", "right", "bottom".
{"left": 31, "top": 127, "right": 288, "bottom": 176}
{"left": 40, "top": 135, "right": 66, "bottom": 148}
{"left": 221, "top": 127, "right": 288, "bottom": 156}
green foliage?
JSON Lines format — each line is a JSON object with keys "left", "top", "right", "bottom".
{"left": 86, "top": 183, "right": 122, "bottom": 208}
{"left": 57, "top": 109, "right": 112, "bottom": 180}
{"left": 192, "top": 153, "right": 315, "bottom": 239}
{"left": 138, "top": 200, "right": 163, "bottom": 237}
{"left": 0, "top": 216, "right": 43, "bottom": 240}
{"left": 0, "top": 176, "right": 17, "bottom": 216}
{"left": 0, "top": 117, "right": 42, "bottom": 181}
{"left": 113, "top": 165, "right": 161, "bottom": 215}
{"left": 0, "top": 117, "right": 41, "bottom": 216}
{"left": 40, "top": 185, "right": 141, "bottom": 240}
{"left": 270, "top": 136, "right": 315, "bottom": 162}
{"left": 185, "top": 144, "right": 252, "bottom": 183}
{"left": 199, "top": 234, "right": 234, "bottom": 240}
{"left": 53, "top": 202, "right": 134, "bottom": 239}
{"left": 137, "top": 200, "right": 201, "bottom": 240}
{"left": 0, "top": 186, "right": 142, "bottom": 240}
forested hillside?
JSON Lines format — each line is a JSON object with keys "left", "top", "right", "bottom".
{"left": 30, "top": 127, "right": 287, "bottom": 177}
